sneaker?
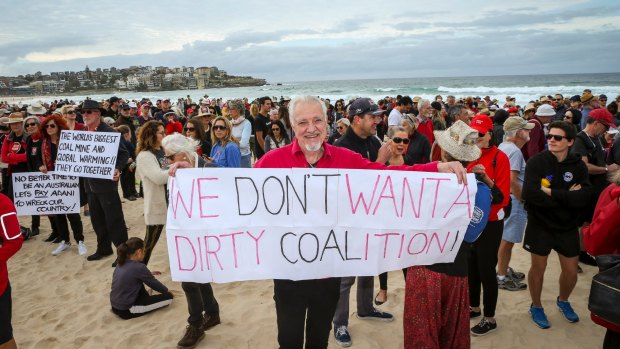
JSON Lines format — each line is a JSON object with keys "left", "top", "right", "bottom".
{"left": 356, "top": 308, "right": 394, "bottom": 322}
{"left": 177, "top": 325, "right": 205, "bottom": 349}
{"left": 44, "top": 233, "right": 58, "bottom": 242}
{"left": 529, "top": 305, "right": 551, "bottom": 329}
{"left": 471, "top": 318, "right": 497, "bottom": 336}
{"left": 78, "top": 241, "right": 87, "bottom": 256}
{"left": 200, "top": 313, "right": 221, "bottom": 331}
{"left": 498, "top": 277, "right": 527, "bottom": 291}
{"left": 507, "top": 267, "right": 525, "bottom": 281}
{"left": 470, "top": 308, "right": 481, "bottom": 319}
{"left": 334, "top": 326, "right": 352, "bottom": 347}
{"left": 52, "top": 241, "right": 71, "bottom": 256}
{"left": 556, "top": 297, "right": 579, "bottom": 323}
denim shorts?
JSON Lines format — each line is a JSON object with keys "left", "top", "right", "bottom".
{"left": 502, "top": 196, "right": 527, "bottom": 243}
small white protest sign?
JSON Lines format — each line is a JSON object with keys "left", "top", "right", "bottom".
{"left": 54, "top": 130, "right": 120, "bottom": 179}
{"left": 11, "top": 172, "right": 80, "bottom": 215}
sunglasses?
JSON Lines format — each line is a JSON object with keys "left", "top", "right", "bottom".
{"left": 184, "top": 127, "right": 195, "bottom": 132}
{"left": 564, "top": 115, "right": 572, "bottom": 119}
{"left": 554, "top": 98, "right": 563, "bottom": 101}
{"left": 546, "top": 134, "right": 568, "bottom": 141}
{"left": 66, "top": 110, "right": 76, "bottom": 114}
{"left": 213, "top": 125, "right": 227, "bottom": 131}
{"left": 44, "top": 124, "right": 57, "bottom": 129}
{"left": 25, "top": 122, "right": 37, "bottom": 127}
{"left": 392, "top": 137, "right": 410, "bottom": 144}
{"left": 478, "top": 132, "right": 487, "bottom": 138}
{"left": 336, "top": 126, "right": 345, "bottom": 130}
{"left": 600, "top": 122, "right": 610, "bottom": 131}
{"left": 82, "top": 109, "right": 99, "bottom": 114}
{"left": 271, "top": 128, "right": 280, "bottom": 131}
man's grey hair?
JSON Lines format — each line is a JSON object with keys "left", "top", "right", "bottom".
{"left": 503, "top": 129, "right": 518, "bottom": 141}
{"left": 448, "top": 104, "right": 468, "bottom": 122}
{"left": 288, "top": 96, "right": 327, "bottom": 125}
{"left": 417, "top": 99, "right": 430, "bottom": 108}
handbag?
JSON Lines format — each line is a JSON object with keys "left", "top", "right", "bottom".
{"left": 588, "top": 254, "right": 620, "bottom": 327}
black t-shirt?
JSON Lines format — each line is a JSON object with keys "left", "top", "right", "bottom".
{"left": 608, "top": 137, "right": 620, "bottom": 166}
{"left": 571, "top": 131, "right": 608, "bottom": 193}
{"left": 254, "top": 113, "right": 269, "bottom": 159}
{"left": 404, "top": 131, "right": 430, "bottom": 165}
{"left": 426, "top": 242, "right": 470, "bottom": 277}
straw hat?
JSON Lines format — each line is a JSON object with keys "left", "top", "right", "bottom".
{"left": 433, "top": 120, "right": 481, "bottom": 162}
{"left": 26, "top": 102, "right": 47, "bottom": 115}
{"left": 6, "top": 112, "right": 24, "bottom": 124}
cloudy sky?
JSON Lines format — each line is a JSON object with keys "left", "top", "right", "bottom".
{"left": 1, "top": 0, "right": 619, "bottom": 82}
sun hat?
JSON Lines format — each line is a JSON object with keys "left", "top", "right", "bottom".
{"left": 524, "top": 103, "right": 536, "bottom": 113}
{"left": 503, "top": 116, "right": 535, "bottom": 132}
{"left": 535, "top": 104, "right": 556, "bottom": 117}
{"left": 433, "top": 120, "right": 481, "bottom": 162}
{"left": 26, "top": 102, "right": 47, "bottom": 115}
{"left": 581, "top": 91, "right": 594, "bottom": 103}
{"left": 6, "top": 112, "right": 25, "bottom": 124}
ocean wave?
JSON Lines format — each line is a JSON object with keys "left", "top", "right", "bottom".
{"left": 375, "top": 87, "right": 399, "bottom": 92}
{"left": 437, "top": 85, "right": 620, "bottom": 95}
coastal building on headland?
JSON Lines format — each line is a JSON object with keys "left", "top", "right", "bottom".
{"left": 0, "top": 65, "right": 266, "bottom": 96}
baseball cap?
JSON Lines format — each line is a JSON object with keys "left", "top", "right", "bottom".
{"left": 589, "top": 108, "right": 613, "bottom": 126}
{"left": 109, "top": 96, "right": 120, "bottom": 104}
{"left": 469, "top": 115, "right": 493, "bottom": 134}
{"left": 503, "top": 116, "right": 535, "bottom": 132}
{"left": 348, "top": 98, "right": 386, "bottom": 117}
{"left": 569, "top": 95, "right": 581, "bottom": 102}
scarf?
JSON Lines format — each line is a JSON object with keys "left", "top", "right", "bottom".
{"left": 230, "top": 116, "right": 246, "bottom": 126}
{"left": 41, "top": 137, "right": 55, "bottom": 171}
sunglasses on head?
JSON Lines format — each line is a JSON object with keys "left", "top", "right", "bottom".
{"left": 392, "top": 137, "right": 410, "bottom": 144}
{"left": 212, "top": 125, "right": 227, "bottom": 131}
{"left": 44, "top": 124, "right": 57, "bottom": 129}
{"left": 546, "top": 134, "right": 568, "bottom": 141}
{"left": 184, "top": 127, "right": 195, "bottom": 132}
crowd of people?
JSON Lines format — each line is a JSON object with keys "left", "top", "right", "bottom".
{"left": 1, "top": 90, "right": 619, "bottom": 349}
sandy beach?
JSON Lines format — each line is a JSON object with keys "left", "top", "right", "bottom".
{"left": 9, "top": 193, "right": 604, "bottom": 349}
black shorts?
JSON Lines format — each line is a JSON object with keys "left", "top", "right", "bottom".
{"left": 0, "top": 283, "right": 13, "bottom": 344}
{"left": 523, "top": 220, "right": 580, "bottom": 257}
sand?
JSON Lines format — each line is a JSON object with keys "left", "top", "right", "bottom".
{"left": 9, "top": 194, "right": 605, "bottom": 349}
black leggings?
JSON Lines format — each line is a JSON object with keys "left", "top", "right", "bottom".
{"left": 468, "top": 219, "right": 503, "bottom": 318}
{"left": 143, "top": 225, "right": 164, "bottom": 266}
{"left": 378, "top": 269, "right": 408, "bottom": 291}
{"left": 55, "top": 213, "right": 84, "bottom": 243}
{"left": 111, "top": 286, "right": 172, "bottom": 320}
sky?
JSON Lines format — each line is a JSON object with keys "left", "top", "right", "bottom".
{"left": 1, "top": 0, "right": 619, "bottom": 82}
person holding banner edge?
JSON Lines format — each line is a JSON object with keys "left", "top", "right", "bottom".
{"left": 164, "top": 133, "right": 221, "bottom": 349}
{"left": 37, "top": 114, "right": 87, "bottom": 257}
{"left": 78, "top": 99, "right": 129, "bottom": 263}
{"left": 254, "top": 95, "right": 467, "bottom": 349}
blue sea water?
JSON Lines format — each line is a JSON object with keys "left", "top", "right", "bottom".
{"left": 11, "top": 73, "right": 620, "bottom": 107}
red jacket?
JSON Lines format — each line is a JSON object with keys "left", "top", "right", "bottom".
{"left": 467, "top": 146, "right": 511, "bottom": 221}
{"left": 0, "top": 193, "right": 24, "bottom": 295}
{"left": 416, "top": 118, "right": 435, "bottom": 146}
{"left": 582, "top": 182, "right": 620, "bottom": 333}
{"left": 255, "top": 138, "right": 438, "bottom": 173}
{"left": 1, "top": 133, "right": 27, "bottom": 175}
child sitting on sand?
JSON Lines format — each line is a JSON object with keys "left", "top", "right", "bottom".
{"left": 110, "top": 237, "right": 173, "bottom": 319}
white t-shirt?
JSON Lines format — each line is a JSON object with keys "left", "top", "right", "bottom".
{"left": 388, "top": 108, "right": 403, "bottom": 126}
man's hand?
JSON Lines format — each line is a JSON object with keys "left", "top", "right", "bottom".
{"left": 437, "top": 161, "right": 468, "bottom": 185}
{"left": 112, "top": 169, "right": 121, "bottom": 182}
{"left": 377, "top": 141, "right": 393, "bottom": 164}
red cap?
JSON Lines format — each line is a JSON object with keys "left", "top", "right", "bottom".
{"left": 589, "top": 108, "right": 613, "bottom": 126}
{"left": 469, "top": 115, "right": 493, "bottom": 134}
{"left": 507, "top": 107, "right": 519, "bottom": 114}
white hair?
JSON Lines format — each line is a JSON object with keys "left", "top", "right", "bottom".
{"left": 503, "top": 129, "right": 518, "bottom": 141}
{"left": 161, "top": 133, "right": 199, "bottom": 157}
{"left": 288, "top": 96, "right": 327, "bottom": 125}
{"left": 417, "top": 99, "right": 430, "bottom": 108}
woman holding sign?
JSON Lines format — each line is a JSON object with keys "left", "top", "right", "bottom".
{"left": 37, "top": 114, "right": 87, "bottom": 257}
{"left": 135, "top": 121, "right": 168, "bottom": 266}
{"left": 162, "top": 133, "right": 221, "bottom": 349}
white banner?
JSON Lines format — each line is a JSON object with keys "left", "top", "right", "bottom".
{"left": 54, "top": 130, "right": 120, "bottom": 179}
{"left": 12, "top": 172, "right": 80, "bottom": 215}
{"left": 166, "top": 168, "right": 477, "bottom": 283}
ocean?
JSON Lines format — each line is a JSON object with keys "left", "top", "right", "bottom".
{"left": 8, "top": 72, "right": 620, "bottom": 107}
